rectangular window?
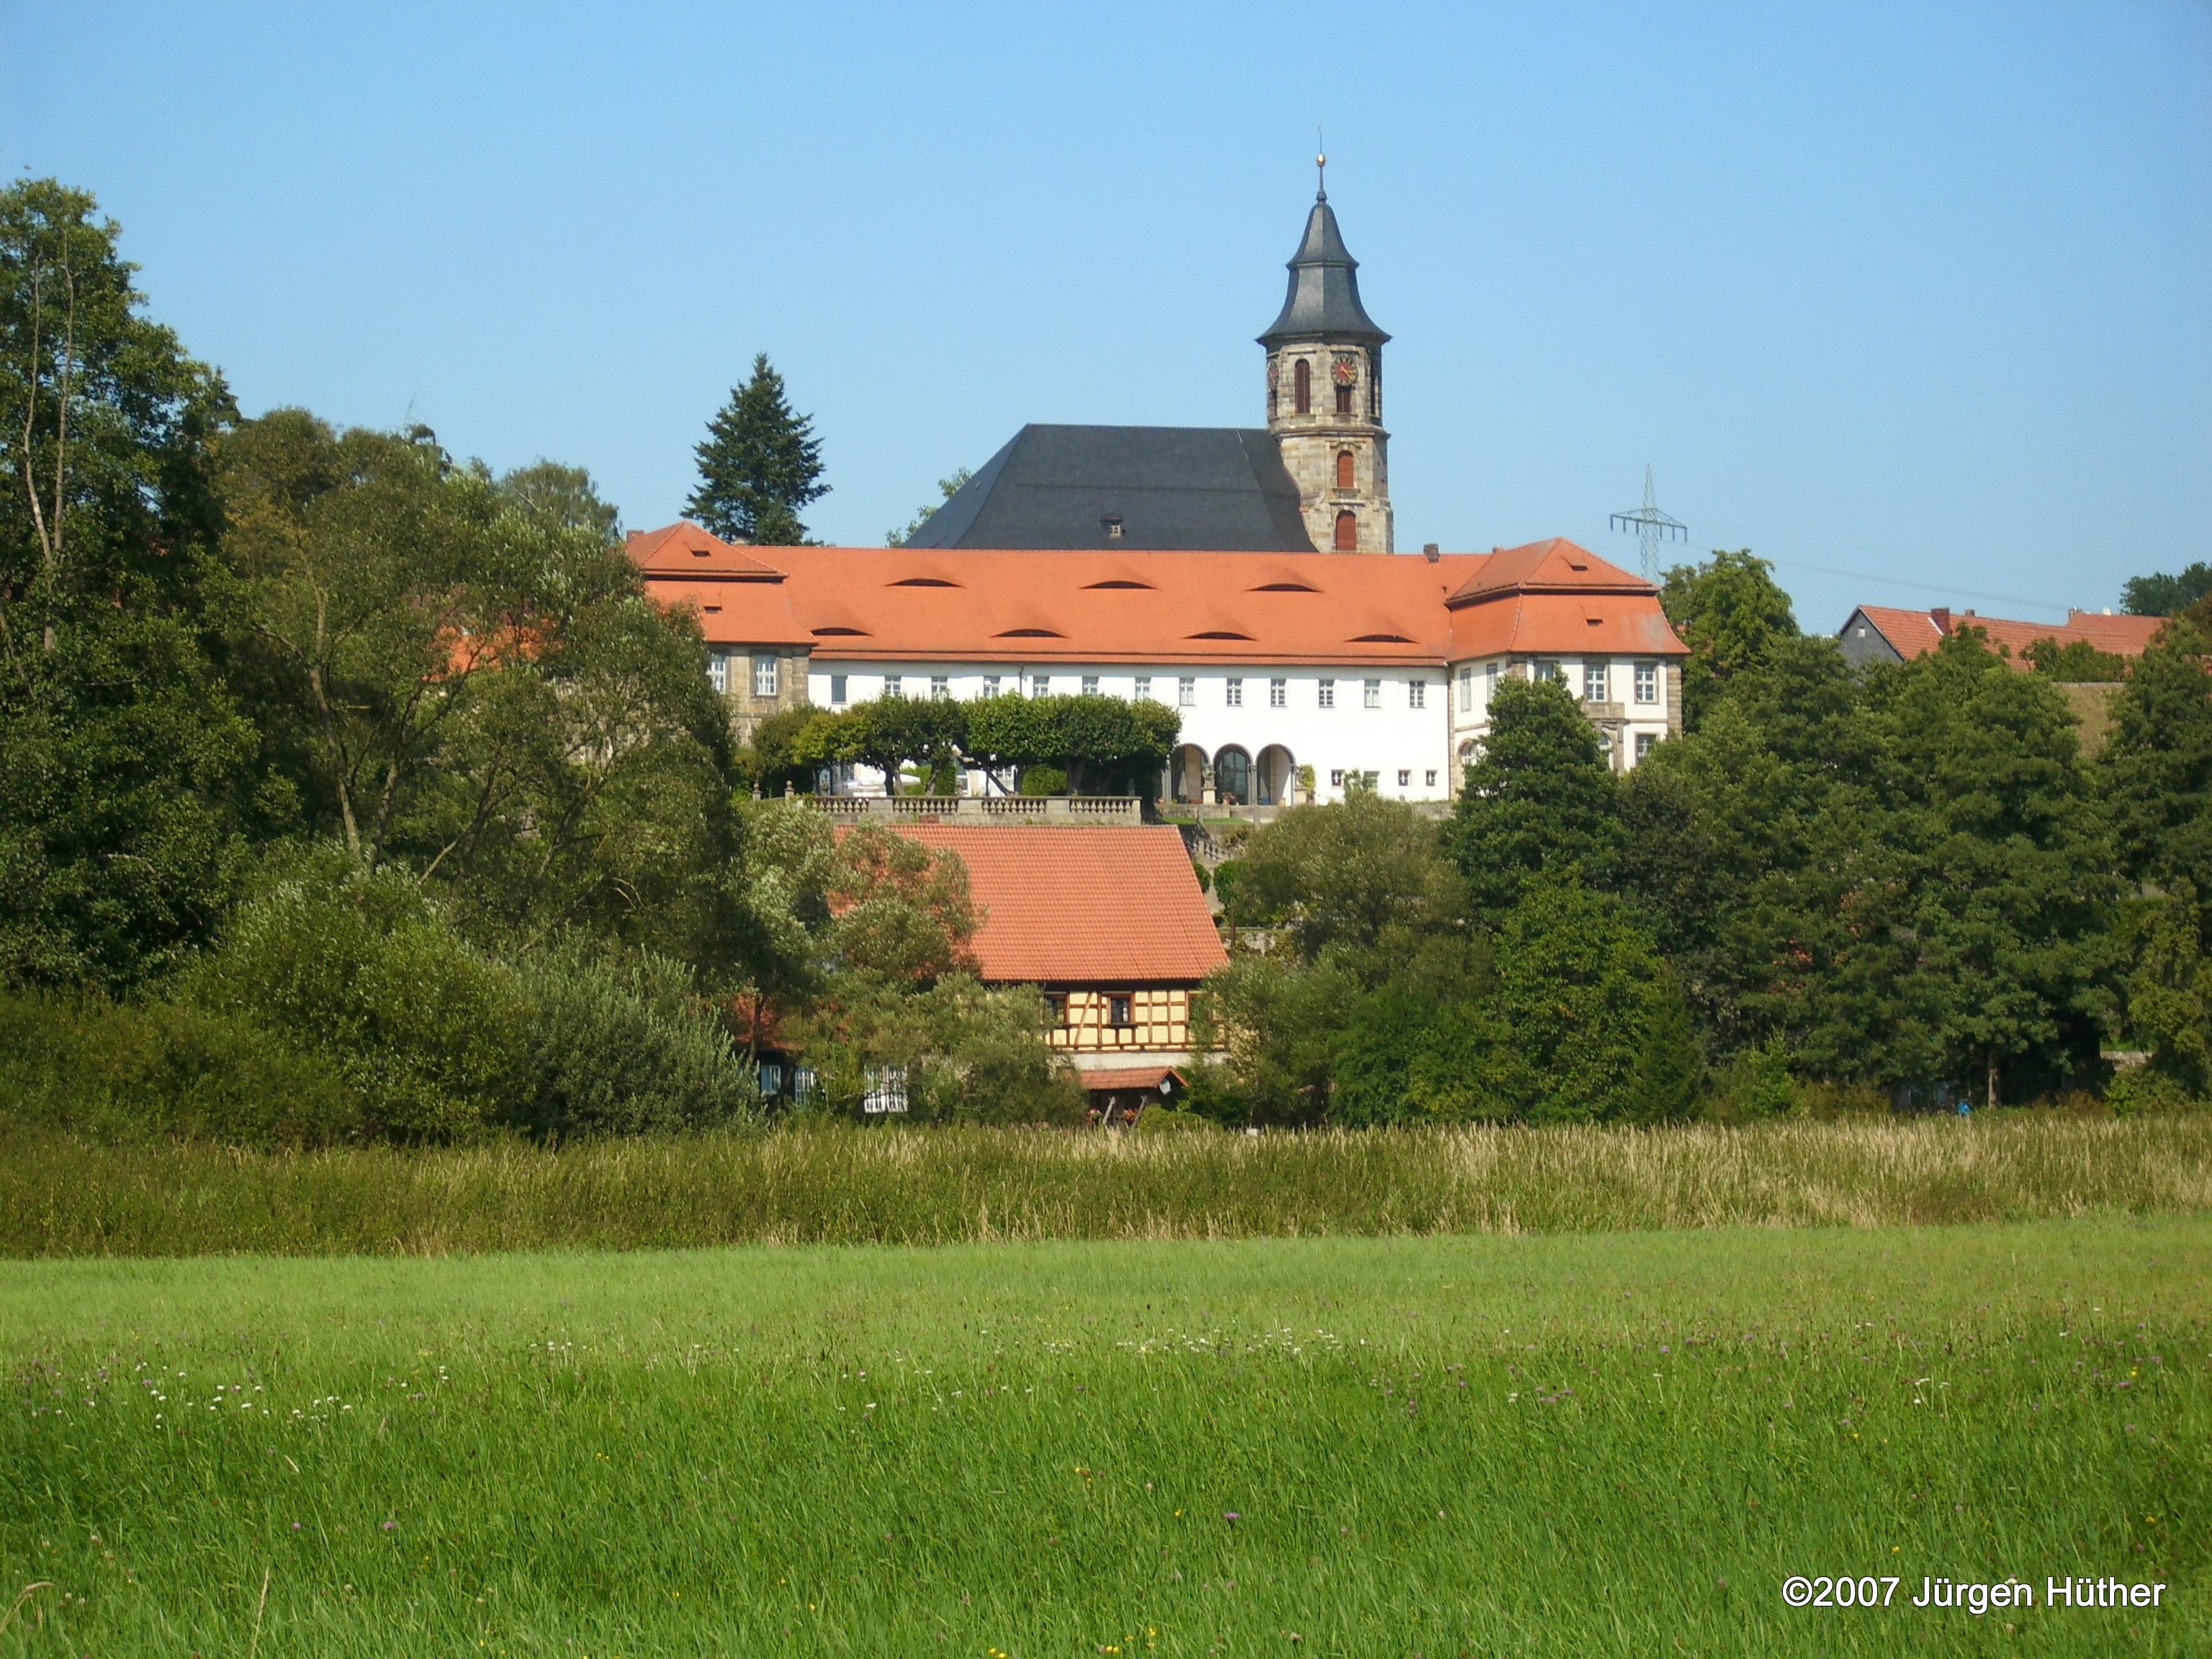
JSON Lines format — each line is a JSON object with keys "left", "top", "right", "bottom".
{"left": 1634, "top": 662, "right": 1658, "bottom": 704}
{"left": 930, "top": 675, "right": 950, "bottom": 701}
{"left": 1329, "top": 769, "right": 1344, "bottom": 787}
{"left": 1456, "top": 665, "right": 1472, "bottom": 712}
{"left": 1045, "top": 994, "right": 1067, "bottom": 1026}
{"left": 830, "top": 673, "right": 848, "bottom": 706}
{"left": 753, "top": 655, "right": 778, "bottom": 698}
{"left": 1269, "top": 678, "right": 1287, "bottom": 708}
{"left": 1635, "top": 732, "right": 1657, "bottom": 762}
{"left": 1318, "top": 679, "right": 1336, "bottom": 709}
{"left": 1032, "top": 675, "right": 1051, "bottom": 698}
{"left": 1082, "top": 675, "right": 1100, "bottom": 697}
{"left": 1133, "top": 675, "right": 1152, "bottom": 701}
{"left": 1226, "top": 678, "right": 1244, "bottom": 708}
{"left": 1488, "top": 660, "right": 1501, "bottom": 691}
{"left": 1363, "top": 678, "right": 1381, "bottom": 709}
{"left": 1108, "top": 994, "right": 1133, "bottom": 1027}
{"left": 706, "top": 654, "right": 728, "bottom": 694}
{"left": 981, "top": 675, "right": 1000, "bottom": 698}
{"left": 1408, "top": 679, "right": 1427, "bottom": 709}
{"left": 1178, "top": 676, "right": 1196, "bottom": 708}
{"left": 884, "top": 673, "right": 902, "bottom": 698}
{"left": 1583, "top": 660, "right": 1609, "bottom": 703}
{"left": 1534, "top": 660, "right": 1560, "bottom": 684}
{"left": 1424, "top": 769, "right": 1437, "bottom": 788}
{"left": 1397, "top": 769, "right": 1411, "bottom": 787}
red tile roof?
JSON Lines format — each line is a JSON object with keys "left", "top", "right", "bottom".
{"left": 631, "top": 526, "right": 1686, "bottom": 665}
{"left": 627, "top": 523, "right": 786, "bottom": 580}
{"left": 1853, "top": 603, "right": 2164, "bottom": 667}
{"left": 1075, "top": 1064, "right": 1185, "bottom": 1090}
{"left": 883, "top": 823, "right": 1226, "bottom": 986}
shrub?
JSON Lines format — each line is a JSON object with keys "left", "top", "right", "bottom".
{"left": 0, "top": 987, "right": 359, "bottom": 1146}
{"left": 2106, "top": 1068, "right": 2204, "bottom": 1116}
{"left": 1018, "top": 764, "right": 1068, "bottom": 797}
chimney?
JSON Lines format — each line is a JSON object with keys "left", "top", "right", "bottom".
{"left": 1930, "top": 607, "right": 1951, "bottom": 634}
{"left": 1422, "top": 542, "right": 1439, "bottom": 562}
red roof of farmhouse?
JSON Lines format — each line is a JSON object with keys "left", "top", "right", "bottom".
{"left": 630, "top": 527, "right": 1689, "bottom": 665}
{"left": 880, "top": 823, "right": 1227, "bottom": 986}
{"left": 1849, "top": 604, "right": 2164, "bottom": 665}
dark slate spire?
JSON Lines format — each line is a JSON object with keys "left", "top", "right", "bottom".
{"left": 1257, "top": 187, "right": 1389, "bottom": 347}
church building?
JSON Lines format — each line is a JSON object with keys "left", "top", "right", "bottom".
{"left": 631, "top": 171, "right": 1688, "bottom": 801}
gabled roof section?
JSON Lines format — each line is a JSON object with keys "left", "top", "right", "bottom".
{"left": 884, "top": 824, "right": 1227, "bottom": 986}
{"left": 1258, "top": 192, "right": 1389, "bottom": 346}
{"left": 904, "top": 425, "right": 1317, "bottom": 552}
{"left": 626, "top": 522, "right": 786, "bottom": 582}
{"left": 1446, "top": 539, "right": 1652, "bottom": 606}
{"left": 632, "top": 529, "right": 1687, "bottom": 663}
{"left": 1839, "top": 603, "right": 2162, "bottom": 668}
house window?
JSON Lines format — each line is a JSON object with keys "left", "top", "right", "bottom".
{"left": 981, "top": 675, "right": 1000, "bottom": 698}
{"left": 1108, "top": 994, "right": 1133, "bottom": 1026}
{"left": 1487, "top": 660, "right": 1501, "bottom": 692}
{"left": 1134, "top": 675, "right": 1152, "bottom": 701}
{"left": 830, "top": 673, "right": 848, "bottom": 705}
{"left": 1583, "top": 660, "right": 1608, "bottom": 703}
{"left": 1045, "top": 994, "right": 1067, "bottom": 1026}
{"left": 1408, "top": 679, "right": 1427, "bottom": 709}
{"left": 1294, "top": 357, "right": 1311, "bottom": 414}
{"left": 1363, "top": 678, "right": 1381, "bottom": 709}
{"left": 1335, "top": 382, "right": 1353, "bottom": 415}
{"left": 1318, "top": 679, "right": 1336, "bottom": 709}
{"left": 1329, "top": 769, "right": 1344, "bottom": 786}
{"left": 1456, "top": 665, "right": 1472, "bottom": 712}
{"left": 1226, "top": 678, "right": 1244, "bottom": 708}
{"left": 1397, "top": 769, "right": 1411, "bottom": 787}
{"left": 1178, "top": 677, "right": 1196, "bottom": 707}
{"left": 1334, "top": 511, "right": 1357, "bottom": 551}
{"left": 1534, "top": 660, "right": 1561, "bottom": 684}
{"left": 706, "top": 654, "right": 728, "bottom": 694}
{"left": 930, "top": 675, "right": 950, "bottom": 701}
{"left": 753, "top": 655, "right": 779, "bottom": 698}
{"left": 861, "top": 1066, "right": 908, "bottom": 1115}
{"left": 1424, "top": 769, "right": 1437, "bottom": 787}
{"left": 1082, "top": 675, "right": 1100, "bottom": 696}
{"left": 1335, "top": 450, "right": 1355, "bottom": 490}
{"left": 1635, "top": 732, "right": 1657, "bottom": 762}
{"left": 1269, "top": 678, "right": 1287, "bottom": 708}
{"left": 1033, "top": 675, "right": 1051, "bottom": 697}
{"left": 1102, "top": 516, "right": 1124, "bottom": 540}
{"left": 884, "top": 673, "right": 902, "bottom": 698}
{"left": 1635, "top": 662, "right": 1658, "bottom": 704}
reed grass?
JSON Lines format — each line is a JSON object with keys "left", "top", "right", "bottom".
{"left": 2, "top": 1112, "right": 2208, "bottom": 1257}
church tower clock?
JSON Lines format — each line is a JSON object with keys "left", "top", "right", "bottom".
{"left": 1259, "top": 159, "right": 1393, "bottom": 553}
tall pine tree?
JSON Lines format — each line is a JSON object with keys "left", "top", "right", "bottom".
{"left": 686, "top": 354, "right": 827, "bottom": 545}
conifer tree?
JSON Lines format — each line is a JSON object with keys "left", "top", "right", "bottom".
{"left": 686, "top": 354, "right": 827, "bottom": 545}
{"left": 1447, "top": 676, "right": 1622, "bottom": 922}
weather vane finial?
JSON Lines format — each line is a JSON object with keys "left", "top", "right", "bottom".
{"left": 1316, "top": 125, "right": 1327, "bottom": 200}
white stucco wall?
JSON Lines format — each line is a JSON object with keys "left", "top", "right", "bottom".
{"left": 797, "top": 652, "right": 1676, "bottom": 802}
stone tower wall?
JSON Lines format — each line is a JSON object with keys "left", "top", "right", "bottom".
{"left": 1265, "top": 343, "right": 1393, "bottom": 553}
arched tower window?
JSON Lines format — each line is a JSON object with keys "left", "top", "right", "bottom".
{"left": 1335, "top": 380, "right": 1352, "bottom": 415}
{"left": 1335, "top": 450, "right": 1355, "bottom": 490}
{"left": 1334, "top": 511, "right": 1357, "bottom": 552}
{"left": 1293, "top": 358, "right": 1310, "bottom": 415}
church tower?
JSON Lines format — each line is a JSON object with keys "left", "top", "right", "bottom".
{"left": 1259, "top": 163, "right": 1392, "bottom": 553}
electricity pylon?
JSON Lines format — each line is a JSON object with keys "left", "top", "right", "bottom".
{"left": 1610, "top": 465, "right": 1688, "bottom": 581}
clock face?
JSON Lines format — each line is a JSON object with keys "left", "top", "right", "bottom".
{"left": 1332, "top": 356, "right": 1359, "bottom": 386}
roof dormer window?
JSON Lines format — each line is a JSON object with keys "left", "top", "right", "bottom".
{"left": 1102, "top": 516, "right": 1125, "bottom": 540}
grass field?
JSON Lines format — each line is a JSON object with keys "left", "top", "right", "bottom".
{"left": 3, "top": 1218, "right": 2206, "bottom": 1655}
{"left": 4, "top": 1112, "right": 2210, "bottom": 1255}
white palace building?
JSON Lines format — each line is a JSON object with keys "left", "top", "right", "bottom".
{"left": 633, "top": 173, "right": 1688, "bottom": 801}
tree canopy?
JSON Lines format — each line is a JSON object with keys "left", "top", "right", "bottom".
{"left": 1659, "top": 549, "right": 1799, "bottom": 728}
{"left": 685, "top": 354, "right": 827, "bottom": 546}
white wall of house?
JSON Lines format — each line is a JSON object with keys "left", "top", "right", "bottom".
{"left": 788, "top": 654, "right": 1678, "bottom": 801}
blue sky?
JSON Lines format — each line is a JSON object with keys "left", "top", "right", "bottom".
{"left": 5, "top": 1, "right": 2208, "bottom": 629}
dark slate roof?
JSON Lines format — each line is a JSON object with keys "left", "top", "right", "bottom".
{"left": 902, "top": 425, "right": 1318, "bottom": 552}
{"left": 1258, "top": 194, "right": 1389, "bottom": 346}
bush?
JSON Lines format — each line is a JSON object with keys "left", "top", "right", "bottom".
{"left": 2106, "top": 1068, "right": 2205, "bottom": 1116}
{"left": 1706, "top": 1035, "right": 1799, "bottom": 1121}
{"left": 0, "top": 987, "right": 359, "bottom": 1146}
{"left": 1018, "top": 764, "right": 1068, "bottom": 797}
{"left": 514, "top": 948, "right": 759, "bottom": 1139}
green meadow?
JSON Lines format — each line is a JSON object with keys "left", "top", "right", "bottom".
{"left": 4, "top": 1218, "right": 2206, "bottom": 1656}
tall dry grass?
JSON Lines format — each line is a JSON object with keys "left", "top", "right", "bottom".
{"left": 3, "top": 1112, "right": 2207, "bottom": 1256}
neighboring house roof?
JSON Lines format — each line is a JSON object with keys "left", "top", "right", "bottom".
{"left": 886, "top": 824, "right": 1228, "bottom": 987}
{"left": 1257, "top": 192, "right": 1389, "bottom": 346}
{"left": 905, "top": 425, "right": 1316, "bottom": 552}
{"left": 626, "top": 523, "right": 786, "bottom": 580}
{"left": 635, "top": 529, "right": 1689, "bottom": 667}
{"left": 1839, "top": 603, "right": 2164, "bottom": 668}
